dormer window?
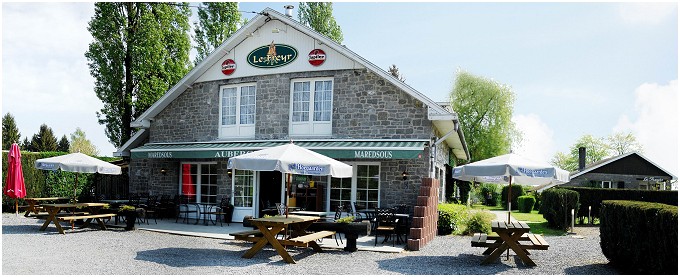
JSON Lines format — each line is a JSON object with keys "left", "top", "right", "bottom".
{"left": 219, "top": 84, "right": 256, "bottom": 138}
{"left": 290, "top": 78, "right": 333, "bottom": 136}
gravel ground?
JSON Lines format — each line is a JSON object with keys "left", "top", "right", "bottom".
{"left": 1, "top": 213, "right": 620, "bottom": 275}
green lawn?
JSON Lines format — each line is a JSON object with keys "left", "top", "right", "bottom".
{"left": 472, "top": 204, "right": 567, "bottom": 236}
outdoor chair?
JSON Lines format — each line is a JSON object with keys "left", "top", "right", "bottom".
{"left": 374, "top": 207, "right": 398, "bottom": 246}
{"left": 324, "top": 205, "right": 345, "bottom": 246}
{"left": 175, "top": 195, "right": 199, "bottom": 224}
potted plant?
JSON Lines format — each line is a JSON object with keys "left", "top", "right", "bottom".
{"left": 119, "top": 205, "right": 137, "bottom": 230}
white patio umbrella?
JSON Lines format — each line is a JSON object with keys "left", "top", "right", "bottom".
{"left": 452, "top": 153, "right": 570, "bottom": 222}
{"left": 35, "top": 152, "right": 122, "bottom": 203}
{"left": 227, "top": 142, "right": 352, "bottom": 216}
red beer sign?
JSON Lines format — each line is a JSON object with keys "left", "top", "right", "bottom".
{"left": 221, "top": 59, "right": 236, "bottom": 75}
{"left": 308, "top": 49, "right": 326, "bottom": 66}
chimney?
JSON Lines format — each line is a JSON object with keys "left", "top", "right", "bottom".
{"left": 284, "top": 5, "right": 294, "bottom": 17}
{"left": 578, "top": 147, "right": 586, "bottom": 171}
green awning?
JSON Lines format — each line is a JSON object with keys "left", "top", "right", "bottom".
{"left": 130, "top": 140, "right": 427, "bottom": 160}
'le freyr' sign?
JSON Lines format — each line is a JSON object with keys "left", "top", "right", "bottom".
{"left": 248, "top": 41, "right": 298, "bottom": 68}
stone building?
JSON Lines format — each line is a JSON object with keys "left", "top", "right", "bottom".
{"left": 114, "top": 7, "right": 469, "bottom": 222}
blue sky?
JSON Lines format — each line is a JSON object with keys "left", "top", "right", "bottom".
{"left": 2, "top": 2, "right": 678, "bottom": 177}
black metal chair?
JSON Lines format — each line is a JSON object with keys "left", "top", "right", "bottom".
{"left": 374, "top": 207, "right": 398, "bottom": 246}
{"left": 175, "top": 195, "right": 199, "bottom": 224}
{"left": 326, "top": 205, "right": 345, "bottom": 246}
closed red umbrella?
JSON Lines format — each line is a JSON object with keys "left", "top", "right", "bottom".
{"left": 4, "top": 143, "right": 26, "bottom": 215}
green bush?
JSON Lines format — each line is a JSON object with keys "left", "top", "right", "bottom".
{"left": 600, "top": 200, "right": 677, "bottom": 274}
{"left": 437, "top": 203, "right": 469, "bottom": 235}
{"left": 539, "top": 188, "right": 580, "bottom": 231}
{"left": 476, "top": 183, "right": 501, "bottom": 206}
{"left": 2, "top": 151, "right": 119, "bottom": 209}
{"left": 501, "top": 185, "right": 525, "bottom": 210}
{"left": 517, "top": 195, "right": 536, "bottom": 213}
{"left": 465, "top": 210, "right": 494, "bottom": 234}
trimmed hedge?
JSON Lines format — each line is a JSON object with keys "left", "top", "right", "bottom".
{"left": 477, "top": 183, "right": 501, "bottom": 206}
{"left": 501, "top": 185, "right": 525, "bottom": 210}
{"left": 563, "top": 186, "right": 678, "bottom": 224}
{"left": 517, "top": 195, "right": 536, "bottom": 213}
{"left": 539, "top": 188, "right": 580, "bottom": 231}
{"left": 600, "top": 200, "right": 677, "bottom": 274}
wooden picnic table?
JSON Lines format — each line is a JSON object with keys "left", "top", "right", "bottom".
{"left": 40, "top": 203, "right": 116, "bottom": 234}
{"left": 23, "top": 197, "right": 71, "bottom": 217}
{"left": 231, "top": 215, "right": 334, "bottom": 264}
{"left": 471, "top": 221, "right": 549, "bottom": 267}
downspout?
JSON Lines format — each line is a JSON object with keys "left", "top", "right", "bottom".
{"left": 430, "top": 119, "right": 461, "bottom": 178}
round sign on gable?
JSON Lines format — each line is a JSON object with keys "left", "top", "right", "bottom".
{"left": 221, "top": 59, "right": 236, "bottom": 75}
{"left": 308, "top": 49, "right": 326, "bottom": 66}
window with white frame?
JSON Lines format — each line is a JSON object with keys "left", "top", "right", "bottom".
{"left": 601, "top": 181, "right": 612, "bottom": 189}
{"left": 329, "top": 177, "right": 352, "bottom": 210}
{"left": 328, "top": 163, "right": 381, "bottom": 212}
{"left": 180, "top": 163, "right": 217, "bottom": 204}
{"left": 233, "top": 169, "right": 255, "bottom": 208}
{"left": 290, "top": 78, "right": 333, "bottom": 136}
{"left": 355, "top": 164, "right": 380, "bottom": 210}
{"left": 219, "top": 84, "right": 256, "bottom": 138}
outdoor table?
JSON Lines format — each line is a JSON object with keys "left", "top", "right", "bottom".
{"left": 289, "top": 210, "right": 331, "bottom": 218}
{"left": 40, "top": 203, "right": 111, "bottom": 234}
{"left": 197, "top": 203, "right": 220, "bottom": 226}
{"left": 23, "top": 197, "right": 70, "bottom": 217}
{"left": 483, "top": 221, "right": 535, "bottom": 266}
{"left": 240, "top": 215, "right": 329, "bottom": 264}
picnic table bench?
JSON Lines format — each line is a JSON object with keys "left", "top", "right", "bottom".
{"left": 471, "top": 221, "right": 549, "bottom": 266}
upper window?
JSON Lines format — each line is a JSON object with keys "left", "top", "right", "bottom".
{"left": 601, "top": 181, "right": 612, "bottom": 189}
{"left": 220, "top": 84, "right": 256, "bottom": 138}
{"left": 290, "top": 78, "right": 333, "bottom": 136}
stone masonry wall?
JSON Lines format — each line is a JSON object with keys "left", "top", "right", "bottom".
{"left": 149, "top": 69, "right": 432, "bottom": 143}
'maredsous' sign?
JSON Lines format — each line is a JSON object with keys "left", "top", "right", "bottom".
{"left": 248, "top": 41, "right": 297, "bottom": 68}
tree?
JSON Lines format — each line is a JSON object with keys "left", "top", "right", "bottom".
{"left": 21, "top": 137, "right": 33, "bottom": 152}
{"left": 608, "top": 131, "right": 643, "bottom": 155}
{"left": 85, "top": 2, "right": 192, "bottom": 148}
{"left": 297, "top": 2, "right": 343, "bottom": 44}
{"left": 450, "top": 70, "right": 517, "bottom": 162}
{"left": 31, "top": 124, "right": 58, "bottom": 152}
{"left": 552, "top": 132, "right": 644, "bottom": 171}
{"left": 69, "top": 127, "right": 99, "bottom": 156}
{"left": 388, "top": 64, "right": 405, "bottom": 82}
{"left": 57, "top": 135, "right": 70, "bottom": 152}
{"left": 192, "top": 2, "right": 241, "bottom": 65}
{"left": 2, "top": 113, "right": 21, "bottom": 150}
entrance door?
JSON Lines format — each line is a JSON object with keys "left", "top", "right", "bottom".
{"left": 258, "top": 171, "right": 282, "bottom": 216}
{"left": 231, "top": 169, "right": 255, "bottom": 222}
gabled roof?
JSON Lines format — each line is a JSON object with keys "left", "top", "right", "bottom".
{"left": 571, "top": 151, "right": 676, "bottom": 180}
{"left": 124, "top": 8, "right": 469, "bottom": 160}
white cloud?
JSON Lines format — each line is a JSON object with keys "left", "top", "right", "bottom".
{"left": 512, "top": 113, "right": 556, "bottom": 163}
{"left": 618, "top": 3, "right": 677, "bottom": 25}
{"left": 614, "top": 80, "right": 678, "bottom": 177}
{"left": 2, "top": 3, "right": 117, "bottom": 155}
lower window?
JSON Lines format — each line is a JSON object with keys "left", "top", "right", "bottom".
{"left": 180, "top": 163, "right": 217, "bottom": 204}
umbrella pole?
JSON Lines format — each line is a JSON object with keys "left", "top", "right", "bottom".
{"left": 507, "top": 176, "right": 512, "bottom": 223}
{"left": 506, "top": 176, "right": 513, "bottom": 261}
{"left": 15, "top": 199, "right": 18, "bottom": 216}
{"left": 286, "top": 173, "right": 291, "bottom": 218}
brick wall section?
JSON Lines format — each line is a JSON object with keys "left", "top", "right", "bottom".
{"left": 407, "top": 178, "right": 439, "bottom": 251}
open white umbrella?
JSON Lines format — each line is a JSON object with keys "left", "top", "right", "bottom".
{"left": 452, "top": 153, "right": 570, "bottom": 222}
{"left": 35, "top": 152, "right": 122, "bottom": 203}
{"left": 228, "top": 143, "right": 352, "bottom": 216}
